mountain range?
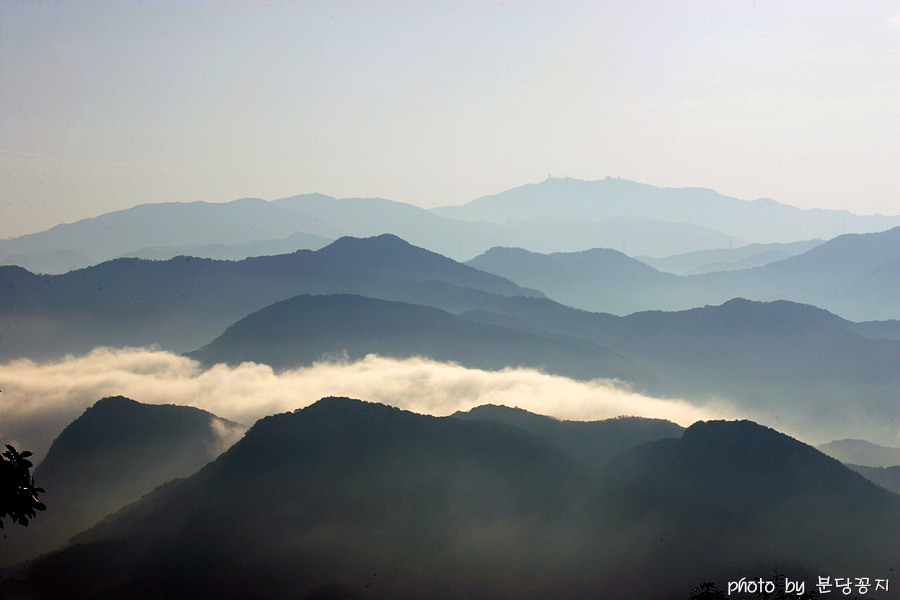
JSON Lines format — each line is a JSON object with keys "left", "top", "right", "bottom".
{"left": 468, "top": 226, "right": 900, "bottom": 320}
{"left": 0, "top": 234, "right": 542, "bottom": 359}
{"left": 2, "top": 232, "right": 896, "bottom": 443}
{"left": 452, "top": 404, "right": 685, "bottom": 473}
{"left": 3, "top": 177, "right": 897, "bottom": 274}
{"left": 1, "top": 177, "right": 897, "bottom": 599}
{"left": 4, "top": 397, "right": 897, "bottom": 600}
{"left": 845, "top": 465, "right": 900, "bottom": 495}
{"left": 186, "top": 286, "right": 899, "bottom": 443}
{"left": 120, "top": 231, "right": 333, "bottom": 262}
{"left": 0, "top": 396, "right": 245, "bottom": 568}
{"left": 817, "top": 439, "right": 900, "bottom": 468}
{"left": 434, "top": 176, "right": 900, "bottom": 244}
{"left": 1, "top": 191, "right": 736, "bottom": 273}
{"left": 186, "top": 293, "right": 640, "bottom": 382}
{"left": 637, "top": 239, "right": 824, "bottom": 275}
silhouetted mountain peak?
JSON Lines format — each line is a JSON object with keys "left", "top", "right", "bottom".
{"left": 639, "top": 419, "right": 892, "bottom": 505}
{"left": 454, "top": 404, "right": 684, "bottom": 473}
{"left": 12, "top": 401, "right": 900, "bottom": 600}
{"left": 214, "top": 397, "right": 420, "bottom": 471}
{"left": 680, "top": 418, "right": 793, "bottom": 454}
{"left": 315, "top": 233, "right": 448, "bottom": 272}
{"left": 322, "top": 233, "right": 411, "bottom": 253}
{"left": 629, "top": 298, "right": 848, "bottom": 336}
{"left": 817, "top": 438, "right": 900, "bottom": 468}
{"left": 715, "top": 297, "right": 842, "bottom": 323}
{"left": 37, "top": 396, "right": 243, "bottom": 474}
{"left": 288, "top": 395, "right": 393, "bottom": 423}
{"left": 2, "top": 396, "right": 246, "bottom": 567}
{"left": 0, "top": 264, "right": 35, "bottom": 278}
{"left": 457, "top": 403, "right": 538, "bottom": 421}
{"left": 90, "top": 394, "right": 139, "bottom": 409}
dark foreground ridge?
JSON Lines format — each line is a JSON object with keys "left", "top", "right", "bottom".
{"left": 0, "top": 396, "right": 246, "bottom": 567}
{"left": 3, "top": 398, "right": 898, "bottom": 600}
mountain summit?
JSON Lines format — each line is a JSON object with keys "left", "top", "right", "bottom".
{"left": 7, "top": 399, "right": 897, "bottom": 600}
{"left": 1, "top": 396, "right": 245, "bottom": 567}
{"left": 433, "top": 177, "right": 900, "bottom": 243}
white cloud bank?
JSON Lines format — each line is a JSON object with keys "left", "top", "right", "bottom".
{"left": 0, "top": 347, "right": 738, "bottom": 463}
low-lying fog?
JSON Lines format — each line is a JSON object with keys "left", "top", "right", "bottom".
{"left": 0, "top": 347, "right": 747, "bottom": 464}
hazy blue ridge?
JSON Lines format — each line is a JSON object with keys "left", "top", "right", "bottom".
{"left": 637, "top": 239, "right": 824, "bottom": 275}
{"left": 186, "top": 293, "right": 643, "bottom": 383}
{"left": 0, "top": 234, "right": 543, "bottom": 359}
{"left": 466, "top": 226, "right": 900, "bottom": 321}
{"left": 4, "top": 177, "right": 897, "bottom": 274}
{"left": 433, "top": 176, "right": 900, "bottom": 243}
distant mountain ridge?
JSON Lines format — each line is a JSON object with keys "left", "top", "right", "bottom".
{"left": 467, "top": 227, "right": 900, "bottom": 320}
{"left": 185, "top": 286, "right": 899, "bottom": 444}
{"left": 638, "top": 239, "right": 824, "bottom": 275}
{"left": 0, "top": 198, "right": 327, "bottom": 273}
{"left": 817, "top": 439, "right": 900, "bottom": 468}
{"left": 454, "top": 295, "right": 899, "bottom": 444}
{"left": 119, "top": 231, "right": 333, "bottom": 261}
{"left": 4, "top": 177, "right": 897, "bottom": 274}
{"left": 468, "top": 245, "right": 679, "bottom": 316}
{"left": 846, "top": 465, "right": 900, "bottom": 495}
{"left": 187, "top": 293, "right": 641, "bottom": 382}
{"left": 0, "top": 234, "right": 542, "bottom": 359}
{"left": 434, "top": 176, "right": 900, "bottom": 243}
{"left": 2, "top": 232, "right": 895, "bottom": 443}
{"left": 0, "top": 193, "right": 744, "bottom": 272}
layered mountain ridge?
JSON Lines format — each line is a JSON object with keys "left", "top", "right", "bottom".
{"left": 467, "top": 226, "right": 900, "bottom": 320}
{"left": 5, "top": 397, "right": 896, "bottom": 600}
{"left": 4, "top": 177, "right": 897, "bottom": 274}
{"left": 0, "top": 234, "right": 542, "bottom": 359}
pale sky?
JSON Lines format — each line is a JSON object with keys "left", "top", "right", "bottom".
{"left": 1, "top": 0, "right": 898, "bottom": 238}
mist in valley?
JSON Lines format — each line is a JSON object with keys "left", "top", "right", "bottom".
{"left": 0, "top": 347, "right": 731, "bottom": 465}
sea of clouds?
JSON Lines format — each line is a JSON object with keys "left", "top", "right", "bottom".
{"left": 0, "top": 346, "right": 741, "bottom": 464}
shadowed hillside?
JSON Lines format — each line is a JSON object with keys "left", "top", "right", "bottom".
{"left": 187, "top": 294, "right": 642, "bottom": 382}
{"left": 452, "top": 404, "right": 683, "bottom": 472}
{"left": 441, "top": 297, "right": 900, "bottom": 443}
{"left": 0, "top": 396, "right": 245, "bottom": 567}
{"left": 598, "top": 419, "right": 900, "bottom": 598}
{"left": 845, "top": 465, "right": 900, "bottom": 495}
{"left": 467, "top": 227, "right": 900, "bottom": 320}
{"left": 0, "top": 234, "right": 542, "bottom": 359}
{"left": 5, "top": 399, "right": 897, "bottom": 600}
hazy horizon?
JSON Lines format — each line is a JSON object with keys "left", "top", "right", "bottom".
{"left": 2, "top": 1, "right": 898, "bottom": 238}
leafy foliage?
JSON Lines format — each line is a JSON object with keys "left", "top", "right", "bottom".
{"left": 0, "top": 444, "right": 46, "bottom": 528}
{"left": 689, "top": 573, "right": 822, "bottom": 600}
{"left": 688, "top": 582, "right": 727, "bottom": 600}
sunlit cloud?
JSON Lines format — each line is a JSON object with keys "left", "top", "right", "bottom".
{"left": 0, "top": 347, "right": 734, "bottom": 464}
